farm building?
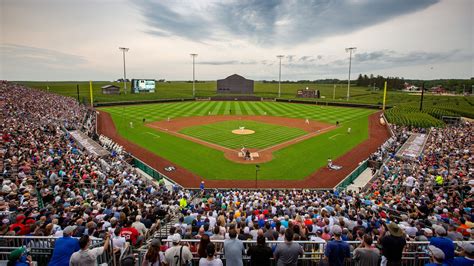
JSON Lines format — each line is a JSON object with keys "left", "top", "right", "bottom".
{"left": 101, "top": 84, "right": 120, "bottom": 94}
{"left": 217, "top": 74, "right": 254, "bottom": 94}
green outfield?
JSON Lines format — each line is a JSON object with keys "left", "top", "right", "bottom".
{"left": 100, "top": 101, "right": 375, "bottom": 180}
{"left": 20, "top": 80, "right": 473, "bottom": 128}
{"left": 179, "top": 120, "right": 307, "bottom": 149}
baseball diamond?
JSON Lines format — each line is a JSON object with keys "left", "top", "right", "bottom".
{"left": 98, "top": 101, "right": 389, "bottom": 187}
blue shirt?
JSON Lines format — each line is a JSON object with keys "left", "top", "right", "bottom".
{"left": 48, "top": 236, "right": 80, "bottom": 266}
{"left": 453, "top": 256, "right": 474, "bottom": 266}
{"left": 429, "top": 237, "right": 455, "bottom": 265}
{"left": 324, "top": 240, "right": 350, "bottom": 266}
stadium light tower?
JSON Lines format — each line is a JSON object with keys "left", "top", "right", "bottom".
{"left": 345, "top": 47, "right": 356, "bottom": 100}
{"left": 276, "top": 55, "right": 284, "bottom": 98}
{"left": 190, "top": 53, "right": 198, "bottom": 97}
{"left": 119, "top": 47, "right": 129, "bottom": 94}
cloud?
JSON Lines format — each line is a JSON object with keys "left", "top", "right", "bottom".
{"left": 135, "top": 0, "right": 440, "bottom": 45}
{"left": 198, "top": 60, "right": 257, "bottom": 65}
{"left": 0, "top": 44, "right": 86, "bottom": 68}
{"left": 135, "top": 0, "right": 214, "bottom": 41}
{"left": 279, "top": 49, "right": 472, "bottom": 74}
{"left": 352, "top": 49, "right": 470, "bottom": 66}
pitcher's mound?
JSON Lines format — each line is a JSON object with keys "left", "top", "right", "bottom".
{"left": 232, "top": 129, "right": 255, "bottom": 135}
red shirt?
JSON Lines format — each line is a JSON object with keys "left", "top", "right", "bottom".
{"left": 9, "top": 223, "right": 27, "bottom": 235}
{"left": 120, "top": 227, "right": 139, "bottom": 245}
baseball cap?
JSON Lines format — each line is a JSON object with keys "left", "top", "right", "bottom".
{"left": 8, "top": 247, "right": 26, "bottom": 261}
{"left": 458, "top": 242, "right": 474, "bottom": 256}
{"left": 428, "top": 245, "right": 445, "bottom": 260}
{"left": 434, "top": 226, "right": 446, "bottom": 236}
{"left": 171, "top": 233, "right": 181, "bottom": 244}
{"left": 63, "top": 225, "right": 77, "bottom": 235}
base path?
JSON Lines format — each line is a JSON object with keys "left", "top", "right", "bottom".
{"left": 97, "top": 111, "right": 390, "bottom": 189}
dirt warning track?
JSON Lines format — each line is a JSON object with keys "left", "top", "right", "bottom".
{"left": 97, "top": 111, "right": 390, "bottom": 189}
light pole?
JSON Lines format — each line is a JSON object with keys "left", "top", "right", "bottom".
{"left": 345, "top": 47, "right": 356, "bottom": 100}
{"left": 255, "top": 164, "right": 260, "bottom": 189}
{"left": 276, "top": 55, "right": 284, "bottom": 98}
{"left": 190, "top": 53, "right": 198, "bottom": 97}
{"left": 119, "top": 47, "right": 129, "bottom": 94}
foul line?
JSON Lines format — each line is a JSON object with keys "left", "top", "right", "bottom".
{"left": 146, "top": 132, "right": 161, "bottom": 138}
{"left": 329, "top": 133, "right": 342, "bottom": 140}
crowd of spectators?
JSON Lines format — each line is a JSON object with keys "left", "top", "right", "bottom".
{"left": 0, "top": 82, "right": 190, "bottom": 265}
{"left": 160, "top": 121, "right": 473, "bottom": 265}
{"left": 0, "top": 81, "right": 472, "bottom": 266}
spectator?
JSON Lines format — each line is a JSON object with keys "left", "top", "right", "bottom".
{"left": 69, "top": 233, "right": 110, "bottom": 266}
{"left": 142, "top": 239, "right": 165, "bottom": 266}
{"left": 121, "top": 220, "right": 141, "bottom": 247}
{"left": 197, "top": 234, "right": 211, "bottom": 258}
{"left": 274, "top": 228, "right": 303, "bottom": 266}
{"left": 380, "top": 222, "right": 406, "bottom": 266}
{"left": 430, "top": 226, "right": 455, "bottom": 265}
{"left": 454, "top": 242, "right": 474, "bottom": 266}
{"left": 48, "top": 226, "right": 80, "bottom": 266}
{"left": 199, "top": 243, "right": 223, "bottom": 266}
{"left": 164, "top": 234, "right": 193, "bottom": 266}
{"left": 132, "top": 215, "right": 148, "bottom": 237}
{"left": 7, "top": 247, "right": 32, "bottom": 266}
{"left": 224, "top": 229, "right": 245, "bottom": 266}
{"left": 324, "top": 225, "right": 350, "bottom": 266}
{"left": 425, "top": 245, "right": 447, "bottom": 266}
{"left": 247, "top": 235, "right": 273, "bottom": 266}
{"left": 353, "top": 234, "right": 380, "bottom": 266}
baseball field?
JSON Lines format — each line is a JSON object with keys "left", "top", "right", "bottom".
{"left": 98, "top": 101, "right": 389, "bottom": 188}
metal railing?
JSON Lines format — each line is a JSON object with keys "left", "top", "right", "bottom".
{"left": 0, "top": 236, "right": 109, "bottom": 266}
{"left": 0, "top": 236, "right": 471, "bottom": 266}
{"left": 136, "top": 239, "right": 473, "bottom": 266}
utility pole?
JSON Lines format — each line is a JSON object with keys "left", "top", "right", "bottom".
{"left": 419, "top": 82, "right": 425, "bottom": 111}
{"left": 277, "top": 55, "right": 284, "bottom": 98}
{"left": 345, "top": 47, "right": 357, "bottom": 100}
{"left": 119, "top": 47, "right": 129, "bottom": 94}
{"left": 255, "top": 165, "right": 260, "bottom": 189}
{"left": 190, "top": 53, "right": 198, "bottom": 98}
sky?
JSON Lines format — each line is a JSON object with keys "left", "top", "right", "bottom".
{"left": 0, "top": 0, "right": 472, "bottom": 81}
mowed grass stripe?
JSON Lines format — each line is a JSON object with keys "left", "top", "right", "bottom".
{"left": 241, "top": 102, "right": 255, "bottom": 115}
{"left": 197, "top": 101, "right": 218, "bottom": 116}
{"left": 234, "top": 102, "right": 243, "bottom": 115}
{"left": 212, "top": 101, "right": 224, "bottom": 114}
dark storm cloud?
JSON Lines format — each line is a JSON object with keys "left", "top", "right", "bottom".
{"left": 135, "top": 0, "right": 213, "bottom": 40}
{"left": 135, "top": 0, "right": 439, "bottom": 45}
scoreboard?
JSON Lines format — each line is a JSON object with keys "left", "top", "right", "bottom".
{"left": 131, "top": 79, "right": 155, "bottom": 93}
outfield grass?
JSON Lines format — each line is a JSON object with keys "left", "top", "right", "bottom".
{"left": 19, "top": 80, "right": 473, "bottom": 128}
{"left": 17, "top": 80, "right": 375, "bottom": 103}
{"left": 100, "top": 102, "right": 374, "bottom": 180}
{"left": 179, "top": 120, "right": 307, "bottom": 149}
